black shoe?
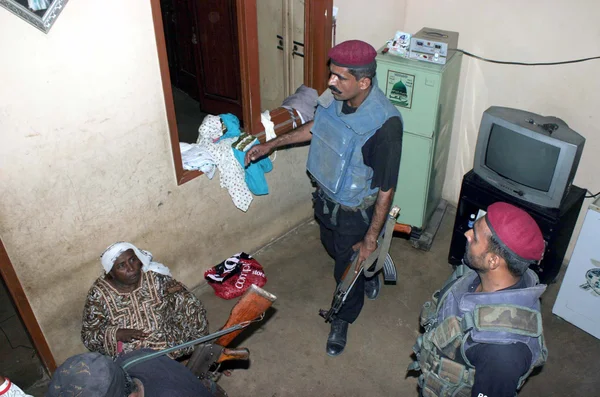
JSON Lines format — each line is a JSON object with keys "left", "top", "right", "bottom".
{"left": 326, "top": 318, "right": 349, "bottom": 357}
{"left": 365, "top": 274, "right": 381, "bottom": 300}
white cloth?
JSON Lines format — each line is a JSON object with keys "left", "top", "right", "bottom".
{"left": 0, "top": 379, "right": 33, "bottom": 397}
{"left": 260, "top": 110, "right": 277, "bottom": 162}
{"left": 179, "top": 142, "right": 217, "bottom": 178}
{"left": 196, "top": 115, "right": 253, "bottom": 211}
{"left": 260, "top": 110, "right": 276, "bottom": 141}
{"left": 100, "top": 242, "right": 172, "bottom": 276}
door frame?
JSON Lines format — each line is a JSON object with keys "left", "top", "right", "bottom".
{"left": 0, "top": 239, "right": 56, "bottom": 373}
{"left": 149, "top": 0, "right": 332, "bottom": 185}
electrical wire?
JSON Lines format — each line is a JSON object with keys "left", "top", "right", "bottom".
{"left": 585, "top": 190, "right": 600, "bottom": 199}
{"left": 452, "top": 49, "right": 600, "bottom": 66}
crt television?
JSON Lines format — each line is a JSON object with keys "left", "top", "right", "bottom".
{"left": 473, "top": 106, "right": 585, "bottom": 209}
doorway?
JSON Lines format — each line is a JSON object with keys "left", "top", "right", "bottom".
{"left": 0, "top": 239, "right": 55, "bottom": 392}
{"left": 159, "top": 0, "right": 243, "bottom": 144}
{"left": 149, "top": 0, "right": 333, "bottom": 185}
{"left": 0, "top": 275, "right": 45, "bottom": 390}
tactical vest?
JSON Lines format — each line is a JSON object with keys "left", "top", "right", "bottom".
{"left": 408, "top": 265, "right": 548, "bottom": 397}
{"left": 306, "top": 85, "right": 402, "bottom": 208}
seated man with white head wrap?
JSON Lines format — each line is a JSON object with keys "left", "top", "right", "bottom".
{"left": 81, "top": 242, "right": 209, "bottom": 359}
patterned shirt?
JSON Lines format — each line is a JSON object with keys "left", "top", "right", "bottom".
{"left": 81, "top": 271, "right": 208, "bottom": 358}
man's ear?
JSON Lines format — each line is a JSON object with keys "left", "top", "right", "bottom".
{"left": 358, "top": 77, "right": 372, "bottom": 90}
{"left": 129, "top": 378, "right": 144, "bottom": 397}
{"left": 487, "top": 253, "right": 501, "bottom": 271}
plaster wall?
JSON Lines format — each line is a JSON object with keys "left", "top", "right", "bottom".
{"left": 403, "top": 0, "right": 600, "bottom": 257}
{"left": 333, "top": 0, "right": 407, "bottom": 48}
{"left": 0, "top": 0, "right": 313, "bottom": 363}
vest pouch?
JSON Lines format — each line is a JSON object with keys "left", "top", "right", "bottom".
{"left": 420, "top": 358, "right": 473, "bottom": 397}
{"left": 420, "top": 301, "right": 437, "bottom": 329}
{"left": 474, "top": 305, "right": 542, "bottom": 337}
{"left": 421, "top": 371, "right": 448, "bottom": 397}
{"left": 432, "top": 316, "right": 463, "bottom": 360}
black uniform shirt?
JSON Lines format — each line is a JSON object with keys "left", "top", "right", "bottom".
{"left": 462, "top": 276, "right": 534, "bottom": 397}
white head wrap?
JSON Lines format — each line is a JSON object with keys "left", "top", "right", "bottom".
{"left": 100, "top": 242, "right": 172, "bottom": 276}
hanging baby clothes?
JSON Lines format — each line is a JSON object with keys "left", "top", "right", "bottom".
{"left": 218, "top": 114, "right": 273, "bottom": 196}
{"left": 196, "top": 115, "right": 253, "bottom": 211}
{"left": 179, "top": 142, "right": 217, "bottom": 178}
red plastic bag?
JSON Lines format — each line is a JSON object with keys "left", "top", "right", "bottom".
{"left": 204, "top": 252, "right": 267, "bottom": 300}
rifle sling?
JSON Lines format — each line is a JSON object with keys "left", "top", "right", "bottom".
{"left": 363, "top": 209, "right": 397, "bottom": 278}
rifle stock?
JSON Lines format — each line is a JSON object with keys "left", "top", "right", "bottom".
{"left": 217, "top": 348, "right": 250, "bottom": 363}
{"left": 214, "top": 284, "right": 277, "bottom": 346}
{"left": 187, "top": 284, "right": 276, "bottom": 377}
{"left": 394, "top": 223, "right": 412, "bottom": 235}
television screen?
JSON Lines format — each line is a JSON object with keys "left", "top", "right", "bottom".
{"left": 485, "top": 123, "right": 560, "bottom": 192}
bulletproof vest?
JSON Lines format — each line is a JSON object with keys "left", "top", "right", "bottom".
{"left": 408, "top": 265, "right": 548, "bottom": 397}
{"left": 306, "top": 84, "right": 402, "bottom": 208}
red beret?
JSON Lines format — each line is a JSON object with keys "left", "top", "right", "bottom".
{"left": 328, "top": 40, "right": 377, "bottom": 68}
{"left": 486, "top": 202, "right": 545, "bottom": 261}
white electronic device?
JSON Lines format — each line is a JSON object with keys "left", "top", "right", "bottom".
{"left": 409, "top": 27, "right": 459, "bottom": 65}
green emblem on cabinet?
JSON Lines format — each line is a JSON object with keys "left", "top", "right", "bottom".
{"left": 386, "top": 70, "right": 415, "bottom": 109}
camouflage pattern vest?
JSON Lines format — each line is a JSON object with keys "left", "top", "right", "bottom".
{"left": 408, "top": 265, "right": 548, "bottom": 397}
{"left": 306, "top": 85, "right": 401, "bottom": 208}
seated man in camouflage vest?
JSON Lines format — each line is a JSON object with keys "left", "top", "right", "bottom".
{"left": 409, "top": 202, "right": 548, "bottom": 397}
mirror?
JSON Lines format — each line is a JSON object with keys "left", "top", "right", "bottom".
{"left": 0, "top": 0, "right": 69, "bottom": 33}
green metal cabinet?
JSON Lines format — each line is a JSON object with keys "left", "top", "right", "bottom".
{"left": 376, "top": 48, "right": 462, "bottom": 228}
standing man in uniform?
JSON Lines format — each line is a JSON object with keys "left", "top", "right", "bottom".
{"left": 245, "top": 40, "right": 403, "bottom": 356}
{"left": 409, "top": 202, "right": 548, "bottom": 396}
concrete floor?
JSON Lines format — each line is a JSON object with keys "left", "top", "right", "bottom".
{"left": 10, "top": 206, "right": 600, "bottom": 396}
{"left": 198, "top": 206, "right": 600, "bottom": 396}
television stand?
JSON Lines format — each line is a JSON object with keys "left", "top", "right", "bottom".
{"left": 448, "top": 170, "right": 586, "bottom": 284}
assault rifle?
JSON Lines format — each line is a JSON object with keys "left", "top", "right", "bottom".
{"left": 319, "top": 206, "right": 401, "bottom": 323}
{"left": 186, "top": 284, "right": 277, "bottom": 380}
{"left": 121, "top": 284, "right": 276, "bottom": 390}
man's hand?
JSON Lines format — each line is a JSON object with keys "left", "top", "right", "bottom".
{"left": 351, "top": 188, "right": 395, "bottom": 272}
{"left": 116, "top": 328, "right": 149, "bottom": 342}
{"left": 352, "top": 237, "right": 378, "bottom": 272}
{"left": 244, "top": 143, "right": 273, "bottom": 166}
{"left": 244, "top": 120, "right": 314, "bottom": 166}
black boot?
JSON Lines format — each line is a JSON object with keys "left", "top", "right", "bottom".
{"left": 364, "top": 273, "right": 381, "bottom": 300}
{"left": 326, "top": 317, "right": 349, "bottom": 357}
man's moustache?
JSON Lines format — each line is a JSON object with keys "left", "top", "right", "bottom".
{"left": 329, "top": 86, "right": 341, "bottom": 94}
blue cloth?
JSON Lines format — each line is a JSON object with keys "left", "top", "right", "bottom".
{"left": 218, "top": 113, "right": 272, "bottom": 196}
{"left": 217, "top": 113, "right": 242, "bottom": 141}
{"left": 233, "top": 141, "right": 273, "bottom": 195}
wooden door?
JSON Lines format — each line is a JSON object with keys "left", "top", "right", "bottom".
{"left": 195, "top": 0, "right": 243, "bottom": 121}
{"left": 163, "top": 0, "right": 201, "bottom": 101}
